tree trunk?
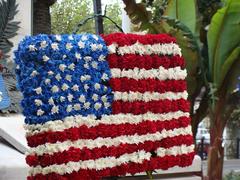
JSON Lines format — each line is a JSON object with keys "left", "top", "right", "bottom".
{"left": 208, "top": 125, "right": 224, "bottom": 180}
{"left": 207, "top": 96, "right": 227, "bottom": 180}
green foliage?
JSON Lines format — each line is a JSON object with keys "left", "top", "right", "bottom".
{"left": 207, "top": 0, "right": 240, "bottom": 91}
{"left": 0, "top": 0, "right": 20, "bottom": 58}
{"left": 224, "top": 171, "right": 240, "bottom": 180}
{"left": 0, "top": 0, "right": 21, "bottom": 114}
{"left": 51, "top": 0, "right": 122, "bottom": 34}
{"left": 164, "top": 0, "right": 197, "bottom": 33}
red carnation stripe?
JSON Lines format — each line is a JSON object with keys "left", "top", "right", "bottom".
{"left": 26, "top": 135, "right": 193, "bottom": 167}
{"left": 27, "top": 152, "right": 195, "bottom": 180}
{"left": 26, "top": 116, "right": 190, "bottom": 147}
{"left": 102, "top": 33, "right": 176, "bottom": 46}
{"left": 112, "top": 99, "right": 190, "bottom": 115}
{"left": 108, "top": 54, "right": 185, "bottom": 70}
{"left": 110, "top": 78, "right": 187, "bottom": 93}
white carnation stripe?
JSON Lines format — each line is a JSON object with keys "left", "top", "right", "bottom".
{"left": 110, "top": 67, "right": 187, "bottom": 80}
{"left": 108, "top": 42, "right": 182, "bottom": 56}
{"left": 29, "top": 144, "right": 194, "bottom": 176}
{"left": 25, "top": 111, "right": 190, "bottom": 136}
{"left": 27, "top": 126, "right": 192, "bottom": 156}
{"left": 114, "top": 91, "right": 188, "bottom": 102}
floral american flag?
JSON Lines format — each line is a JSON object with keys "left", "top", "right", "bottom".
{"left": 15, "top": 33, "right": 194, "bottom": 180}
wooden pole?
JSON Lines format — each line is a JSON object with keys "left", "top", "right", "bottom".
{"left": 93, "top": 0, "right": 104, "bottom": 34}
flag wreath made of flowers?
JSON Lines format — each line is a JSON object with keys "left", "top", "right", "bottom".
{"left": 15, "top": 33, "right": 195, "bottom": 180}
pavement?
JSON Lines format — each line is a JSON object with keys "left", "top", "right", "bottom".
{"left": 202, "top": 159, "right": 240, "bottom": 176}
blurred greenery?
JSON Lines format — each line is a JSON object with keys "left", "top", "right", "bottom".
{"left": 51, "top": 0, "right": 122, "bottom": 34}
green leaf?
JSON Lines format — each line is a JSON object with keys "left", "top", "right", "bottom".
{"left": 164, "top": 0, "right": 197, "bottom": 33}
{"left": 207, "top": 0, "right": 240, "bottom": 88}
{"left": 0, "top": 0, "right": 20, "bottom": 55}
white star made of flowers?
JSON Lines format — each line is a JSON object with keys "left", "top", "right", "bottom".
{"left": 37, "top": 109, "right": 44, "bottom": 116}
{"left": 78, "top": 41, "right": 85, "bottom": 49}
{"left": 78, "top": 95, "right": 86, "bottom": 103}
{"left": 55, "top": 35, "right": 62, "bottom": 41}
{"left": 65, "top": 75, "right": 72, "bottom": 82}
{"left": 90, "top": 44, "right": 98, "bottom": 51}
{"left": 72, "top": 84, "right": 79, "bottom": 91}
{"left": 51, "top": 43, "right": 59, "bottom": 50}
{"left": 66, "top": 43, "right": 73, "bottom": 50}
{"left": 43, "top": 55, "right": 50, "bottom": 62}
{"left": 62, "top": 83, "right": 69, "bottom": 91}
{"left": 59, "top": 64, "right": 67, "bottom": 72}
{"left": 51, "top": 85, "right": 59, "bottom": 93}
{"left": 34, "top": 87, "right": 42, "bottom": 94}
{"left": 34, "top": 99, "right": 43, "bottom": 106}
{"left": 28, "top": 45, "right": 37, "bottom": 51}
{"left": 40, "top": 41, "right": 47, "bottom": 49}
{"left": 51, "top": 106, "right": 59, "bottom": 114}
{"left": 67, "top": 94, "right": 74, "bottom": 102}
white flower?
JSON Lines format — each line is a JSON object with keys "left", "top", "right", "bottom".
{"left": 75, "top": 53, "right": 81, "bottom": 60}
{"left": 34, "top": 87, "right": 42, "bottom": 94}
{"left": 67, "top": 94, "right": 73, "bottom": 102}
{"left": 30, "top": 70, "right": 38, "bottom": 77}
{"left": 83, "top": 63, "right": 89, "bottom": 69}
{"left": 98, "top": 55, "right": 105, "bottom": 61}
{"left": 81, "top": 35, "right": 88, "bottom": 41}
{"left": 104, "top": 102, "right": 110, "bottom": 108}
{"left": 97, "top": 44, "right": 103, "bottom": 50}
{"left": 73, "top": 103, "right": 81, "bottom": 111}
{"left": 66, "top": 43, "right": 73, "bottom": 50}
{"left": 101, "top": 95, "right": 107, "bottom": 102}
{"left": 55, "top": 74, "right": 62, "bottom": 81}
{"left": 60, "top": 96, "right": 65, "bottom": 102}
{"left": 0, "top": 92, "right": 3, "bottom": 102}
{"left": 72, "top": 84, "right": 79, "bottom": 91}
{"left": 94, "top": 103, "right": 102, "bottom": 110}
{"left": 91, "top": 61, "right": 98, "bottom": 69}
{"left": 78, "top": 41, "right": 85, "bottom": 48}
{"left": 51, "top": 106, "right": 59, "bottom": 114}
{"left": 68, "top": 63, "right": 75, "bottom": 70}
{"left": 59, "top": 64, "right": 67, "bottom": 72}
{"left": 29, "top": 45, "right": 37, "bottom": 51}
{"left": 37, "top": 109, "right": 44, "bottom": 116}
{"left": 101, "top": 73, "right": 108, "bottom": 81}
{"left": 90, "top": 44, "right": 98, "bottom": 51}
{"left": 45, "top": 78, "right": 51, "bottom": 85}
{"left": 78, "top": 95, "right": 86, "bottom": 103}
{"left": 40, "top": 41, "right": 47, "bottom": 49}
{"left": 84, "top": 56, "right": 92, "bottom": 62}
{"left": 48, "top": 71, "right": 54, "bottom": 75}
{"left": 48, "top": 97, "right": 55, "bottom": 105}
{"left": 34, "top": 99, "right": 42, "bottom": 106}
{"left": 51, "top": 85, "right": 59, "bottom": 93}
{"left": 66, "top": 105, "right": 72, "bottom": 112}
{"left": 62, "top": 55, "right": 67, "bottom": 59}
{"left": 55, "top": 35, "right": 62, "bottom": 41}
{"left": 65, "top": 75, "right": 72, "bottom": 82}
{"left": 61, "top": 83, "right": 69, "bottom": 91}
{"left": 42, "top": 55, "right": 50, "bottom": 62}
{"left": 94, "top": 83, "right": 101, "bottom": 90}
{"left": 51, "top": 43, "right": 59, "bottom": 50}
{"left": 68, "top": 35, "right": 74, "bottom": 40}
{"left": 84, "top": 84, "right": 89, "bottom": 91}
{"left": 92, "top": 94, "right": 98, "bottom": 101}
{"left": 83, "top": 102, "right": 90, "bottom": 109}
{"left": 92, "top": 35, "right": 98, "bottom": 40}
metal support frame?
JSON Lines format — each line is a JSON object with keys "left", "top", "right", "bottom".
{"left": 93, "top": 0, "right": 104, "bottom": 34}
